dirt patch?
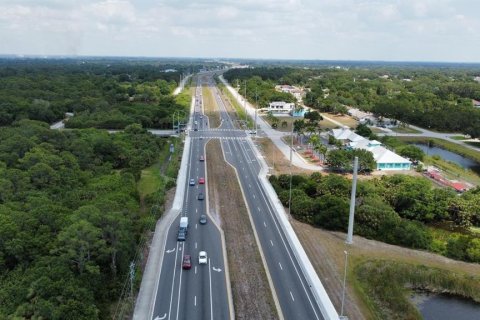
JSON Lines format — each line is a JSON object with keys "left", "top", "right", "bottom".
{"left": 202, "top": 84, "right": 221, "bottom": 128}
{"left": 255, "top": 137, "right": 319, "bottom": 175}
{"left": 206, "top": 140, "right": 278, "bottom": 319}
{"left": 291, "top": 219, "right": 480, "bottom": 320}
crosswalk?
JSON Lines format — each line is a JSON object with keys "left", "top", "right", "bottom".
{"left": 190, "top": 136, "right": 247, "bottom": 140}
{"left": 193, "top": 128, "right": 245, "bottom": 132}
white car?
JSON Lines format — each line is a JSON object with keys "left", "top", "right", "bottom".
{"left": 198, "top": 251, "right": 207, "bottom": 265}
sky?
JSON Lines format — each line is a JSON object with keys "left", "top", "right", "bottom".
{"left": 1, "top": 0, "right": 479, "bottom": 62}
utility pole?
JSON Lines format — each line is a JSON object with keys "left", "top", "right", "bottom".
{"left": 340, "top": 156, "right": 358, "bottom": 320}
{"left": 346, "top": 156, "right": 358, "bottom": 244}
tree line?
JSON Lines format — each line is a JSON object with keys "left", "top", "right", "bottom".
{"left": 270, "top": 173, "right": 480, "bottom": 263}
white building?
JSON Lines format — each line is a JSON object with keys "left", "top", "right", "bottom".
{"left": 275, "top": 85, "right": 305, "bottom": 102}
{"left": 264, "top": 101, "right": 296, "bottom": 114}
{"left": 330, "top": 128, "right": 411, "bottom": 171}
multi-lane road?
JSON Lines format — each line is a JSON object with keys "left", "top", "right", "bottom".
{"left": 152, "top": 73, "right": 327, "bottom": 320}
{"left": 151, "top": 77, "right": 230, "bottom": 320}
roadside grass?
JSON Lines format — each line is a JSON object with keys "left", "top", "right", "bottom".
{"left": 355, "top": 260, "right": 480, "bottom": 320}
{"left": 391, "top": 126, "right": 422, "bottom": 134}
{"left": 451, "top": 135, "right": 468, "bottom": 140}
{"left": 217, "top": 82, "right": 253, "bottom": 129}
{"left": 138, "top": 162, "right": 162, "bottom": 199}
{"left": 291, "top": 220, "right": 480, "bottom": 320}
{"left": 465, "top": 141, "right": 480, "bottom": 149}
{"left": 425, "top": 155, "right": 480, "bottom": 185}
{"left": 202, "top": 84, "right": 221, "bottom": 128}
{"left": 206, "top": 140, "right": 279, "bottom": 319}
{"left": 261, "top": 115, "right": 295, "bottom": 132}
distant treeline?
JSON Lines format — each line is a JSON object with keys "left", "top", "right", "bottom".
{"left": 0, "top": 59, "right": 200, "bottom": 128}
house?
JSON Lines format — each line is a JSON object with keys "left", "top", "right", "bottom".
{"left": 263, "top": 101, "right": 296, "bottom": 114}
{"left": 330, "top": 128, "right": 411, "bottom": 171}
{"left": 275, "top": 85, "right": 305, "bottom": 102}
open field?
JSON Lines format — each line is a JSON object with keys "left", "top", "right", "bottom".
{"left": 206, "top": 140, "right": 278, "bottom": 319}
{"left": 202, "top": 84, "right": 221, "bottom": 128}
{"left": 322, "top": 113, "right": 359, "bottom": 128}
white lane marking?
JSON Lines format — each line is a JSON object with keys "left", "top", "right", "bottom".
{"left": 249, "top": 184, "right": 251, "bottom": 188}
{"left": 263, "top": 221, "right": 267, "bottom": 227}
{"left": 253, "top": 194, "right": 256, "bottom": 199}
{"left": 270, "top": 240, "right": 274, "bottom": 246}
{"left": 279, "top": 262, "right": 283, "bottom": 270}
{"left": 195, "top": 242, "right": 197, "bottom": 249}
{"left": 195, "top": 224, "right": 198, "bottom": 229}
{"left": 257, "top": 207, "right": 261, "bottom": 211}
{"left": 212, "top": 266, "right": 222, "bottom": 272}
{"left": 209, "top": 258, "right": 213, "bottom": 320}
{"left": 194, "top": 296, "right": 197, "bottom": 307}
{"left": 167, "top": 242, "right": 180, "bottom": 320}
{"left": 175, "top": 242, "right": 185, "bottom": 320}
{"left": 290, "top": 291, "right": 295, "bottom": 301}
{"left": 196, "top": 208, "right": 198, "bottom": 213}
{"left": 166, "top": 248, "right": 176, "bottom": 253}
{"left": 156, "top": 313, "right": 167, "bottom": 320}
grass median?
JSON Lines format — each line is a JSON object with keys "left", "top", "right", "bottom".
{"left": 202, "top": 82, "right": 221, "bottom": 128}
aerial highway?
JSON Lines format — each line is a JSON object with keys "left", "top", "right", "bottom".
{"left": 151, "top": 77, "right": 230, "bottom": 320}
{"left": 188, "top": 75, "right": 326, "bottom": 319}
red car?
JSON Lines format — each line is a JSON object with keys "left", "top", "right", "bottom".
{"left": 182, "top": 255, "right": 192, "bottom": 270}
{"left": 198, "top": 177, "right": 205, "bottom": 184}
{"left": 199, "top": 155, "right": 205, "bottom": 162}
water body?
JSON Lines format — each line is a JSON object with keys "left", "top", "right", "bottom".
{"left": 413, "top": 293, "right": 480, "bottom": 320}
{"left": 412, "top": 143, "right": 480, "bottom": 172}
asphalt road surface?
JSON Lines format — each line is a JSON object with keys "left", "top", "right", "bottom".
{"left": 188, "top": 75, "right": 325, "bottom": 320}
{"left": 151, "top": 78, "right": 230, "bottom": 320}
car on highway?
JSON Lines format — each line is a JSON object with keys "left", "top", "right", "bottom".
{"left": 182, "top": 255, "right": 192, "bottom": 269}
{"left": 177, "top": 230, "right": 186, "bottom": 241}
{"left": 197, "top": 192, "right": 204, "bottom": 200}
{"left": 198, "top": 177, "right": 205, "bottom": 184}
{"left": 199, "top": 215, "right": 207, "bottom": 225}
{"left": 199, "top": 155, "right": 205, "bottom": 161}
{"left": 198, "top": 251, "right": 207, "bottom": 265}
{"left": 189, "top": 178, "right": 195, "bottom": 186}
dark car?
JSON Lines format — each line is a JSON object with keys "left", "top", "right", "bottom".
{"left": 199, "top": 215, "right": 207, "bottom": 225}
{"left": 182, "top": 255, "right": 192, "bottom": 269}
{"left": 198, "top": 192, "right": 204, "bottom": 200}
{"left": 177, "top": 230, "right": 186, "bottom": 241}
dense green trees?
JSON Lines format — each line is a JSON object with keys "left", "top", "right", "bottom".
{"left": 0, "top": 59, "right": 198, "bottom": 129}
{"left": 0, "top": 117, "right": 168, "bottom": 318}
{"left": 270, "top": 173, "right": 480, "bottom": 261}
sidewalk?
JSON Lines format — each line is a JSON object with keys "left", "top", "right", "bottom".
{"left": 219, "top": 76, "right": 322, "bottom": 171}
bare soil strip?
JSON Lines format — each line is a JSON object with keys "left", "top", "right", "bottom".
{"left": 202, "top": 83, "right": 221, "bottom": 128}
{"left": 206, "top": 140, "right": 278, "bottom": 320}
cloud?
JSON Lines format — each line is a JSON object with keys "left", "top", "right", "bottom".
{"left": 0, "top": 0, "right": 478, "bottom": 61}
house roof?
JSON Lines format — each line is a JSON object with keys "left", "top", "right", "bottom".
{"left": 331, "top": 128, "right": 364, "bottom": 142}
{"left": 369, "top": 146, "right": 411, "bottom": 164}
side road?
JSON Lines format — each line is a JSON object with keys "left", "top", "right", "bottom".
{"left": 219, "top": 75, "right": 322, "bottom": 171}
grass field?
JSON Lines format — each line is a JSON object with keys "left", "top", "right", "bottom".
{"left": 206, "top": 140, "right": 278, "bottom": 319}
{"left": 322, "top": 113, "right": 359, "bottom": 128}
{"left": 451, "top": 135, "right": 468, "bottom": 140}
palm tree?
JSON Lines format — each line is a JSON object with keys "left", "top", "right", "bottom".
{"left": 309, "top": 134, "right": 320, "bottom": 152}
{"left": 315, "top": 143, "right": 328, "bottom": 163}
